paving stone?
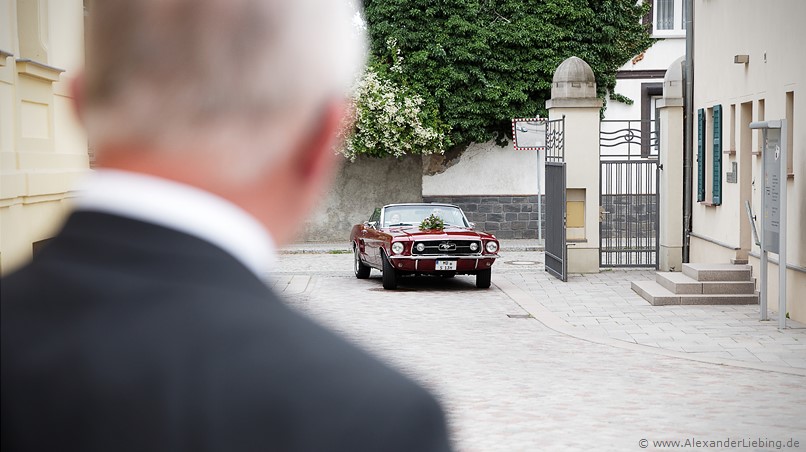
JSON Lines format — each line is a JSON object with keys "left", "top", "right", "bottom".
{"left": 269, "top": 251, "right": 806, "bottom": 451}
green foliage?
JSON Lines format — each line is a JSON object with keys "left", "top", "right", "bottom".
{"left": 419, "top": 214, "right": 445, "bottom": 231}
{"left": 609, "top": 92, "right": 635, "bottom": 106}
{"left": 361, "top": 0, "right": 654, "bottom": 150}
{"left": 340, "top": 42, "right": 449, "bottom": 160}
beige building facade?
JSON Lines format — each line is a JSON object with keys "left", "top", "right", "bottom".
{"left": 688, "top": 0, "right": 805, "bottom": 322}
{"left": 0, "top": 0, "right": 89, "bottom": 274}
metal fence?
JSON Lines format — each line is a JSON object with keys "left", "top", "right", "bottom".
{"left": 599, "top": 119, "right": 660, "bottom": 268}
{"left": 545, "top": 117, "right": 565, "bottom": 162}
{"left": 600, "top": 119, "right": 659, "bottom": 160}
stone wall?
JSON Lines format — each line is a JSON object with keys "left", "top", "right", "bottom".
{"left": 600, "top": 194, "right": 657, "bottom": 239}
{"left": 300, "top": 155, "right": 423, "bottom": 242}
{"left": 422, "top": 195, "right": 545, "bottom": 240}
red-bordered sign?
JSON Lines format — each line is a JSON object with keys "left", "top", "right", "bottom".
{"left": 512, "top": 117, "right": 547, "bottom": 151}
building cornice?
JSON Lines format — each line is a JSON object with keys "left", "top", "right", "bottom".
{"left": 657, "top": 98, "right": 684, "bottom": 108}
{"left": 616, "top": 69, "right": 667, "bottom": 80}
{"left": 546, "top": 98, "right": 603, "bottom": 109}
{"left": 16, "top": 59, "right": 65, "bottom": 82}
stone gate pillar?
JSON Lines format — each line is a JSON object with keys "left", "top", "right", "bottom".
{"left": 546, "top": 57, "right": 602, "bottom": 274}
{"left": 657, "top": 57, "right": 685, "bottom": 271}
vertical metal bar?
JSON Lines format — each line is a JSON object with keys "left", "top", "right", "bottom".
{"left": 648, "top": 168, "right": 651, "bottom": 266}
{"left": 621, "top": 163, "right": 634, "bottom": 265}
{"left": 562, "top": 162, "right": 567, "bottom": 281}
{"left": 760, "top": 128, "right": 768, "bottom": 321}
{"left": 779, "top": 119, "right": 788, "bottom": 329}
{"left": 639, "top": 162, "right": 643, "bottom": 266}
{"left": 656, "top": 158, "right": 661, "bottom": 269}
{"left": 599, "top": 159, "right": 603, "bottom": 267}
{"left": 608, "top": 162, "right": 613, "bottom": 267}
{"left": 600, "top": 162, "right": 616, "bottom": 267}
{"left": 537, "top": 149, "right": 543, "bottom": 242}
{"left": 683, "top": 0, "right": 694, "bottom": 263}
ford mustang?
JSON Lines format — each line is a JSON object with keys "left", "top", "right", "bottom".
{"left": 350, "top": 203, "right": 500, "bottom": 289}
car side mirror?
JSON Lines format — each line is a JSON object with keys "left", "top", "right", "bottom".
{"left": 366, "top": 221, "right": 378, "bottom": 229}
{"left": 468, "top": 222, "right": 476, "bottom": 230}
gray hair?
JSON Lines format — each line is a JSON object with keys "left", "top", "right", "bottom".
{"left": 82, "top": 0, "right": 366, "bottom": 177}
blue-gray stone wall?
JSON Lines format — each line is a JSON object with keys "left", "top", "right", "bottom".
{"left": 422, "top": 195, "right": 545, "bottom": 240}
{"left": 600, "top": 194, "right": 658, "bottom": 239}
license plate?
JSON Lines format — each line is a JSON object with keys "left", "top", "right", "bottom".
{"left": 435, "top": 260, "right": 457, "bottom": 271}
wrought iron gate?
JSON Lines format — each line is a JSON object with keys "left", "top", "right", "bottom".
{"left": 599, "top": 119, "right": 660, "bottom": 268}
{"left": 544, "top": 117, "right": 567, "bottom": 280}
{"left": 545, "top": 162, "right": 567, "bottom": 280}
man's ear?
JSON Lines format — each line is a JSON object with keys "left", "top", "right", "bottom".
{"left": 69, "top": 72, "right": 85, "bottom": 126}
{"left": 293, "top": 99, "right": 347, "bottom": 182}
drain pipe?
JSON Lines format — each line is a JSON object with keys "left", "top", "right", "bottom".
{"left": 682, "top": 0, "right": 694, "bottom": 263}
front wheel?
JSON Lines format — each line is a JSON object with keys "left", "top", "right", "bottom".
{"left": 476, "top": 269, "right": 491, "bottom": 289}
{"left": 354, "top": 245, "right": 370, "bottom": 279}
{"left": 382, "top": 253, "right": 398, "bottom": 290}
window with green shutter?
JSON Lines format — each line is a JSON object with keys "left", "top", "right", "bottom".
{"left": 712, "top": 104, "right": 722, "bottom": 205}
{"left": 697, "top": 108, "right": 705, "bottom": 202}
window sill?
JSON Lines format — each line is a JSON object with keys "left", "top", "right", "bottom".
{"left": 723, "top": 149, "right": 736, "bottom": 156}
{"left": 652, "top": 31, "right": 686, "bottom": 39}
{"left": 698, "top": 201, "right": 719, "bottom": 207}
{"left": 752, "top": 150, "right": 761, "bottom": 156}
{"left": 788, "top": 173, "right": 795, "bottom": 180}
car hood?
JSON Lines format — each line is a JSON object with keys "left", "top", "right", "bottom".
{"left": 383, "top": 226, "right": 496, "bottom": 241}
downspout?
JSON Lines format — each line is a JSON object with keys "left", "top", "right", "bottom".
{"left": 682, "top": 0, "right": 694, "bottom": 263}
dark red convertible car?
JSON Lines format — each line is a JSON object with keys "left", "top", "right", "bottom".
{"left": 350, "top": 203, "right": 500, "bottom": 289}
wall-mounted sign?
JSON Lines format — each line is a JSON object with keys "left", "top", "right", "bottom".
{"left": 726, "top": 161, "right": 737, "bottom": 184}
{"left": 763, "top": 128, "right": 781, "bottom": 254}
{"left": 512, "top": 117, "right": 546, "bottom": 150}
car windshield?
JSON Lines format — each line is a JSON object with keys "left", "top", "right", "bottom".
{"left": 382, "top": 205, "right": 468, "bottom": 228}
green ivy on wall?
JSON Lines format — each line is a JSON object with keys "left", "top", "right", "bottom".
{"left": 344, "top": 0, "right": 655, "bottom": 158}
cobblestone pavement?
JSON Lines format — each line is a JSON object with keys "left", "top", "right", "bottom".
{"left": 267, "top": 252, "right": 806, "bottom": 451}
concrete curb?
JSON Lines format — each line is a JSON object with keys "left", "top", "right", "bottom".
{"left": 494, "top": 278, "right": 806, "bottom": 377}
{"left": 277, "top": 243, "right": 352, "bottom": 254}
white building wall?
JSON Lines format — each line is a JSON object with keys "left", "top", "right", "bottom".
{"left": 606, "top": 21, "right": 685, "bottom": 121}
{"left": 423, "top": 141, "right": 542, "bottom": 196}
{"left": 689, "top": 0, "right": 806, "bottom": 322}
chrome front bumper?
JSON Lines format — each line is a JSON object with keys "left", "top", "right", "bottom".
{"left": 388, "top": 254, "right": 500, "bottom": 260}
{"left": 388, "top": 253, "right": 498, "bottom": 271}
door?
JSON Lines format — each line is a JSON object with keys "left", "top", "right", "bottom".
{"left": 545, "top": 162, "right": 567, "bottom": 281}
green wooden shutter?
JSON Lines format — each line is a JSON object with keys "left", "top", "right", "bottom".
{"left": 697, "top": 109, "right": 705, "bottom": 202}
{"left": 712, "top": 104, "right": 722, "bottom": 205}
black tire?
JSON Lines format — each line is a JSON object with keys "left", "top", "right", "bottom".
{"left": 382, "top": 252, "right": 398, "bottom": 290}
{"left": 476, "top": 269, "right": 491, "bottom": 289}
{"left": 354, "top": 245, "right": 370, "bottom": 279}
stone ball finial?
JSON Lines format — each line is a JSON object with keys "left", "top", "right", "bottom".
{"left": 551, "top": 56, "right": 597, "bottom": 99}
{"left": 663, "top": 56, "right": 684, "bottom": 100}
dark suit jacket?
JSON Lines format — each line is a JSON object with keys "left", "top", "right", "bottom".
{"left": 1, "top": 211, "right": 452, "bottom": 452}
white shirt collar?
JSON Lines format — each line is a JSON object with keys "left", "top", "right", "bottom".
{"left": 74, "top": 169, "right": 276, "bottom": 276}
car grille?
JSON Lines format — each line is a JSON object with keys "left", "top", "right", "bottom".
{"left": 411, "top": 240, "right": 482, "bottom": 256}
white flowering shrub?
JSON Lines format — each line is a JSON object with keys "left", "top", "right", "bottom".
{"left": 339, "top": 42, "right": 448, "bottom": 160}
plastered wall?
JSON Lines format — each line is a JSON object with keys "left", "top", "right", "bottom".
{"left": 0, "top": 0, "right": 90, "bottom": 274}
{"left": 690, "top": 0, "right": 806, "bottom": 322}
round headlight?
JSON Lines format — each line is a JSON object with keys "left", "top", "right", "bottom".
{"left": 392, "top": 242, "right": 405, "bottom": 255}
{"left": 485, "top": 241, "right": 499, "bottom": 253}
{"left": 415, "top": 243, "right": 426, "bottom": 252}
{"left": 469, "top": 242, "right": 479, "bottom": 252}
